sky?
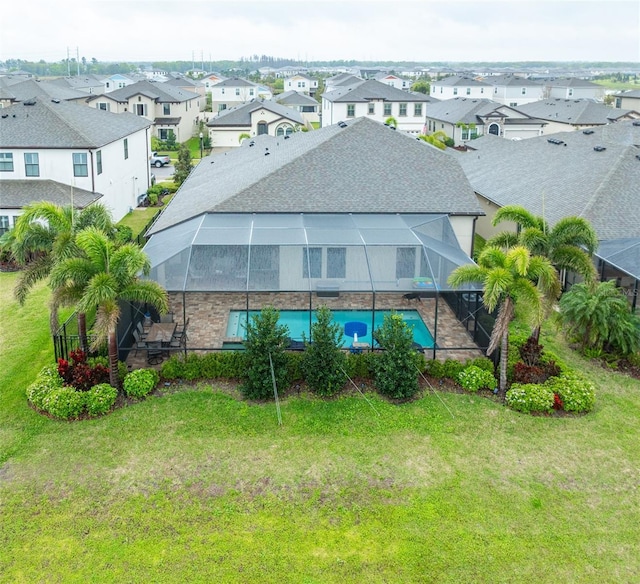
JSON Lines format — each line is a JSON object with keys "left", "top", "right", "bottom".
{"left": 1, "top": 0, "right": 639, "bottom": 64}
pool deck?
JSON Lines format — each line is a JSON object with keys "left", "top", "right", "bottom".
{"left": 126, "top": 292, "right": 484, "bottom": 370}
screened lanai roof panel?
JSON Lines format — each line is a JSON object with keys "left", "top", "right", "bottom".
{"left": 351, "top": 214, "right": 407, "bottom": 229}
{"left": 193, "top": 227, "right": 251, "bottom": 245}
{"left": 200, "top": 214, "right": 254, "bottom": 228}
{"left": 143, "top": 216, "right": 201, "bottom": 268}
{"left": 359, "top": 228, "right": 421, "bottom": 245}
{"left": 251, "top": 228, "right": 306, "bottom": 245}
{"left": 306, "top": 228, "right": 364, "bottom": 245}
{"left": 253, "top": 214, "right": 305, "bottom": 228}
{"left": 303, "top": 214, "right": 356, "bottom": 229}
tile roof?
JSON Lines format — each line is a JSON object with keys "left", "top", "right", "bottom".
{"left": 149, "top": 116, "right": 482, "bottom": 234}
{"left": 452, "top": 122, "right": 640, "bottom": 240}
{"left": 0, "top": 97, "right": 151, "bottom": 148}
{"left": 322, "top": 79, "right": 430, "bottom": 103}
{"left": 93, "top": 80, "right": 199, "bottom": 103}
{"left": 0, "top": 179, "right": 102, "bottom": 208}
{"left": 207, "top": 100, "right": 305, "bottom": 127}
{"left": 514, "top": 99, "right": 639, "bottom": 124}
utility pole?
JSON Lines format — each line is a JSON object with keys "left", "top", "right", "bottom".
{"left": 192, "top": 51, "right": 195, "bottom": 71}
{"left": 76, "top": 47, "right": 80, "bottom": 76}
{"left": 67, "top": 47, "right": 71, "bottom": 76}
{"left": 201, "top": 50, "right": 204, "bottom": 72}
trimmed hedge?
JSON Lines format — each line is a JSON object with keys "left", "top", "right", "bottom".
{"left": 123, "top": 368, "right": 159, "bottom": 399}
{"left": 85, "top": 383, "right": 118, "bottom": 417}
{"left": 457, "top": 365, "right": 497, "bottom": 393}
{"left": 545, "top": 373, "right": 596, "bottom": 413}
{"left": 506, "top": 383, "right": 554, "bottom": 414}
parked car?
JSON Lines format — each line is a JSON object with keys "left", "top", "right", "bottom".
{"left": 150, "top": 152, "right": 171, "bottom": 167}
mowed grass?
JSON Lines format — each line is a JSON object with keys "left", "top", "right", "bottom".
{"left": 1, "top": 272, "right": 639, "bottom": 583}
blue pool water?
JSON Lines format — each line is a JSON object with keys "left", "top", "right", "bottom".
{"left": 226, "top": 309, "right": 434, "bottom": 348}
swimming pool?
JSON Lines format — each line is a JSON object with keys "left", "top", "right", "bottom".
{"left": 226, "top": 309, "right": 434, "bottom": 348}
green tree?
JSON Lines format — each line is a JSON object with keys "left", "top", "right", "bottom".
{"left": 50, "top": 228, "right": 168, "bottom": 388}
{"left": 418, "top": 130, "right": 448, "bottom": 150}
{"left": 385, "top": 116, "right": 398, "bottom": 128}
{"left": 165, "top": 130, "right": 177, "bottom": 151}
{"left": 301, "top": 306, "right": 346, "bottom": 396}
{"left": 558, "top": 280, "right": 640, "bottom": 356}
{"left": 173, "top": 143, "right": 193, "bottom": 186}
{"left": 10, "top": 202, "right": 114, "bottom": 340}
{"left": 448, "top": 246, "right": 559, "bottom": 396}
{"left": 411, "top": 80, "right": 431, "bottom": 94}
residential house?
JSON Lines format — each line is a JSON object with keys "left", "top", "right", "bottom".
{"left": 209, "top": 78, "right": 272, "bottom": 113}
{"left": 202, "top": 72, "right": 227, "bottom": 92}
{"left": 140, "top": 117, "right": 485, "bottom": 354}
{"left": 542, "top": 77, "right": 605, "bottom": 101}
{"left": 0, "top": 77, "right": 89, "bottom": 106}
{"left": 614, "top": 89, "right": 640, "bottom": 110}
{"left": 423, "top": 98, "right": 545, "bottom": 145}
{"left": 480, "top": 75, "right": 544, "bottom": 107}
{"left": 284, "top": 74, "right": 318, "bottom": 97}
{"left": 321, "top": 79, "right": 433, "bottom": 134}
{"left": 163, "top": 76, "right": 206, "bottom": 110}
{"left": 85, "top": 80, "right": 201, "bottom": 143}
{"left": 430, "top": 76, "right": 492, "bottom": 100}
{"left": 324, "top": 72, "right": 362, "bottom": 92}
{"left": 48, "top": 75, "right": 105, "bottom": 95}
{"left": 374, "top": 72, "right": 410, "bottom": 90}
{"left": 453, "top": 121, "right": 640, "bottom": 306}
{"left": 0, "top": 98, "right": 152, "bottom": 224}
{"left": 102, "top": 73, "right": 140, "bottom": 93}
{"left": 206, "top": 99, "right": 306, "bottom": 149}
{"left": 273, "top": 91, "right": 320, "bottom": 125}
{"left": 514, "top": 99, "right": 640, "bottom": 134}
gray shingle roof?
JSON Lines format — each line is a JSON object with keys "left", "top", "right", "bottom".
{"left": 92, "top": 80, "right": 199, "bottom": 104}
{"left": 425, "top": 98, "right": 530, "bottom": 124}
{"left": 323, "top": 79, "right": 429, "bottom": 103}
{"left": 0, "top": 78, "right": 89, "bottom": 102}
{"left": 595, "top": 238, "right": 640, "bottom": 280}
{"left": 207, "top": 100, "right": 304, "bottom": 127}
{"left": 453, "top": 122, "right": 640, "bottom": 240}
{"left": 214, "top": 78, "right": 258, "bottom": 88}
{"left": 149, "top": 116, "right": 482, "bottom": 234}
{"left": 614, "top": 89, "right": 640, "bottom": 98}
{"left": 0, "top": 97, "right": 151, "bottom": 148}
{"left": 0, "top": 179, "right": 102, "bottom": 208}
{"left": 274, "top": 91, "right": 318, "bottom": 106}
{"left": 515, "top": 99, "right": 639, "bottom": 124}
{"left": 481, "top": 75, "right": 543, "bottom": 88}
{"left": 435, "top": 76, "right": 492, "bottom": 88}
{"left": 544, "top": 77, "right": 601, "bottom": 88}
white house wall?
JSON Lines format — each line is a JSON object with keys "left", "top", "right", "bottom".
{"left": 491, "top": 86, "right": 543, "bottom": 106}
{"left": 447, "top": 215, "right": 476, "bottom": 257}
{"left": 322, "top": 101, "right": 427, "bottom": 134}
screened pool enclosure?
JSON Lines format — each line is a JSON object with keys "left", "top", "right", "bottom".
{"left": 126, "top": 213, "right": 489, "bottom": 361}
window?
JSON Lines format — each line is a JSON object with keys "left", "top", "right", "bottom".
{"left": 510, "top": 102, "right": 518, "bottom": 107}
{"left": 461, "top": 126, "right": 478, "bottom": 140}
{"left": 481, "top": 88, "right": 484, "bottom": 94}
{"left": 327, "top": 247, "right": 346, "bottom": 279}
{"left": 453, "top": 88, "right": 458, "bottom": 96}
{"left": 163, "top": 103, "right": 171, "bottom": 115}
{"left": 521, "top": 87, "right": 526, "bottom": 95}
{"left": 298, "top": 81, "right": 303, "bottom": 88}
{"left": 346, "top": 104, "right": 355, "bottom": 117}
{"left": 257, "top": 121, "right": 268, "bottom": 135}
{"left": 0, "top": 216, "right": 9, "bottom": 237}
{"left": 440, "top": 87, "right": 443, "bottom": 94}
{"left": 301, "top": 105, "right": 316, "bottom": 113}
{"left": 399, "top": 103, "right": 407, "bottom": 116}
{"left": 135, "top": 103, "right": 147, "bottom": 116}
{"left": 303, "top": 248, "right": 322, "bottom": 278}
{"left": 466, "top": 87, "right": 471, "bottom": 95}
{"left": 96, "top": 150, "right": 102, "bottom": 175}
{"left": 396, "top": 248, "right": 416, "bottom": 279}
{"left": 158, "top": 129, "right": 169, "bottom": 140}
{"left": 0, "top": 153, "right": 14, "bottom": 172}
{"left": 276, "top": 125, "right": 293, "bottom": 136}
{"left": 98, "top": 102, "right": 110, "bottom": 111}
{"left": 368, "top": 102, "right": 375, "bottom": 115}
{"left": 24, "top": 153, "right": 39, "bottom": 176}
{"left": 249, "top": 89, "right": 254, "bottom": 96}
{"left": 383, "top": 103, "right": 392, "bottom": 116}
{"left": 221, "top": 88, "right": 225, "bottom": 94}
{"left": 124, "top": 138, "right": 128, "bottom": 160}
{"left": 568, "top": 88, "right": 574, "bottom": 97}
{"left": 414, "top": 103, "right": 422, "bottom": 116}
{"left": 235, "top": 88, "right": 240, "bottom": 96}
{"left": 72, "top": 153, "right": 88, "bottom": 177}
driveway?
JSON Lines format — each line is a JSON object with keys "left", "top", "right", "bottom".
{"left": 152, "top": 164, "right": 174, "bottom": 182}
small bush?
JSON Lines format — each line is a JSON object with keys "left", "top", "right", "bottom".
{"left": 506, "top": 383, "right": 554, "bottom": 414}
{"left": 465, "top": 356, "right": 494, "bottom": 373}
{"left": 441, "top": 359, "right": 464, "bottom": 380}
{"left": 85, "top": 383, "right": 118, "bottom": 417}
{"left": 513, "top": 362, "right": 549, "bottom": 385}
{"left": 44, "top": 387, "right": 86, "bottom": 420}
{"left": 26, "top": 365, "right": 63, "bottom": 410}
{"left": 160, "top": 355, "right": 183, "bottom": 380}
{"left": 457, "top": 365, "right": 497, "bottom": 393}
{"left": 545, "top": 373, "right": 596, "bottom": 413}
{"left": 345, "top": 351, "right": 376, "bottom": 379}
{"left": 518, "top": 337, "right": 544, "bottom": 366}
{"left": 423, "top": 359, "right": 445, "bottom": 378}
{"left": 123, "top": 368, "right": 159, "bottom": 399}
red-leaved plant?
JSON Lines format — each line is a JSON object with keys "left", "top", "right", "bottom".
{"left": 553, "top": 393, "right": 564, "bottom": 410}
{"left": 57, "top": 349, "right": 109, "bottom": 391}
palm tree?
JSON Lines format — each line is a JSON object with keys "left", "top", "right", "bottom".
{"left": 418, "top": 130, "right": 448, "bottom": 150}
{"left": 50, "top": 227, "right": 168, "bottom": 388}
{"left": 448, "top": 245, "right": 560, "bottom": 396}
{"left": 10, "top": 202, "right": 114, "bottom": 340}
{"left": 488, "top": 205, "right": 599, "bottom": 286}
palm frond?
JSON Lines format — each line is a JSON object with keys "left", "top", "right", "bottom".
{"left": 550, "top": 217, "right": 599, "bottom": 254}
{"left": 483, "top": 267, "right": 513, "bottom": 312}
{"left": 505, "top": 246, "right": 531, "bottom": 276}
{"left": 13, "top": 255, "right": 53, "bottom": 304}
{"left": 492, "top": 205, "right": 541, "bottom": 230}
{"left": 120, "top": 280, "right": 169, "bottom": 314}
{"left": 477, "top": 246, "right": 507, "bottom": 269}
{"left": 486, "top": 231, "right": 520, "bottom": 250}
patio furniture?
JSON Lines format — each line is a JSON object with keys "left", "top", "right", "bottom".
{"left": 159, "top": 312, "right": 174, "bottom": 323}
{"left": 132, "top": 329, "right": 148, "bottom": 357}
{"left": 171, "top": 318, "right": 189, "bottom": 345}
{"left": 146, "top": 322, "right": 177, "bottom": 344}
{"left": 344, "top": 321, "right": 367, "bottom": 339}
{"left": 146, "top": 341, "right": 164, "bottom": 365}
{"left": 136, "top": 321, "right": 148, "bottom": 340}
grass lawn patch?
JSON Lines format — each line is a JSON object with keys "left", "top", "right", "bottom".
{"left": 1, "top": 281, "right": 639, "bottom": 582}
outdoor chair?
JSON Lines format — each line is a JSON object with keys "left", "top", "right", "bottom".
{"left": 132, "top": 329, "right": 148, "bottom": 357}
{"left": 146, "top": 341, "right": 164, "bottom": 365}
{"left": 136, "top": 321, "right": 148, "bottom": 340}
{"left": 171, "top": 318, "right": 189, "bottom": 344}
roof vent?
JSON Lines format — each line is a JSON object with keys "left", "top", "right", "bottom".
{"left": 547, "top": 138, "right": 564, "bottom": 145}
{"left": 633, "top": 120, "right": 640, "bottom": 127}
{"left": 389, "top": 125, "right": 396, "bottom": 130}
{"left": 23, "top": 99, "right": 36, "bottom": 106}
{"left": 582, "top": 129, "right": 594, "bottom": 135}
{"left": 337, "top": 121, "right": 348, "bottom": 128}
{"left": 1, "top": 114, "right": 7, "bottom": 119}
{"left": 249, "top": 141, "right": 255, "bottom": 147}
{"left": 264, "top": 151, "right": 270, "bottom": 156}
{"left": 51, "top": 98, "right": 60, "bottom": 104}
{"left": 593, "top": 145, "right": 606, "bottom": 152}
{"left": 283, "top": 135, "right": 290, "bottom": 139}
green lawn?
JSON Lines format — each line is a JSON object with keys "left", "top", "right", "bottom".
{"left": 1, "top": 271, "right": 639, "bottom": 582}
{"left": 593, "top": 79, "right": 640, "bottom": 91}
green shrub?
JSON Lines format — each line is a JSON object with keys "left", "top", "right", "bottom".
{"left": 85, "top": 383, "right": 118, "bottom": 417}
{"left": 345, "top": 351, "right": 376, "bottom": 379}
{"left": 160, "top": 355, "right": 183, "bottom": 380}
{"left": 465, "top": 356, "right": 495, "bottom": 373}
{"left": 545, "top": 373, "right": 596, "bottom": 413}
{"left": 242, "top": 307, "right": 290, "bottom": 400}
{"left": 43, "top": 387, "right": 86, "bottom": 420}
{"left": 457, "top": 365, "right": 497, "bottom": 393}
{"left": 506, "top": 383, "right": 554, "bottom": 414}
{"left": 301, "top": 306, "right": 346, "bottom": 396}
{"left": 123, "top": 368, "right": 159, "bottom": 399}
{"left": 442, "top": 359, "right": 464, "bottom": 380}
{"left": 423, "top": 359, "right": 445, "bottom": 378}
{"left": 373, "top": 313, "right": 420, "bottom": 400}
{"left": 26, "top": 365, "right": 63, "bottom": 410}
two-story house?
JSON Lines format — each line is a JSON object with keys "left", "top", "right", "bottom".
{"left": 321, "top": 79, "right": 433, "bottom": 134}
{"left": 284, "top": 74, "right": 319, "bottom": 97}
{"left": 48, "top": 75, "right": 106, "bottom": 95}
{"left": 542, "top": 78, "right": 605, "bottom": 101}
{"left": 273, "top": 91, "right": 320, "bottom": 125}
{"left": 480, "top": 75, "right": 544, "bottom": 107}
{"left": 209, "top": 78, "right": 272, "bottom": 113}
{"left": 430, "top": 76, "right": 492, "bottom": 100}
{"left": 614, "top": 89, "right": 640, "bottom": 110}
{"left": 0, "top": 77, "right": 89, "bottom": 106}
{"left": 85, "top": 80, "right": 201, "bottom": 143}
{"left": 206, "top": 100, "right": 306, "bottom": 149}
{"left": 163, "top": 76, "right": 206, "bottom": 111}
{"left": 423, "top": 98, "right": 545, "bottom": 145}
{"left": 373, "top": 73, "right": 410, "bottom": 90}
{"left": 0, "top": 98, "right": 152, "bottom": 227}
{"left": 202, "top": 72, "right": 227, "bottom": 93}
